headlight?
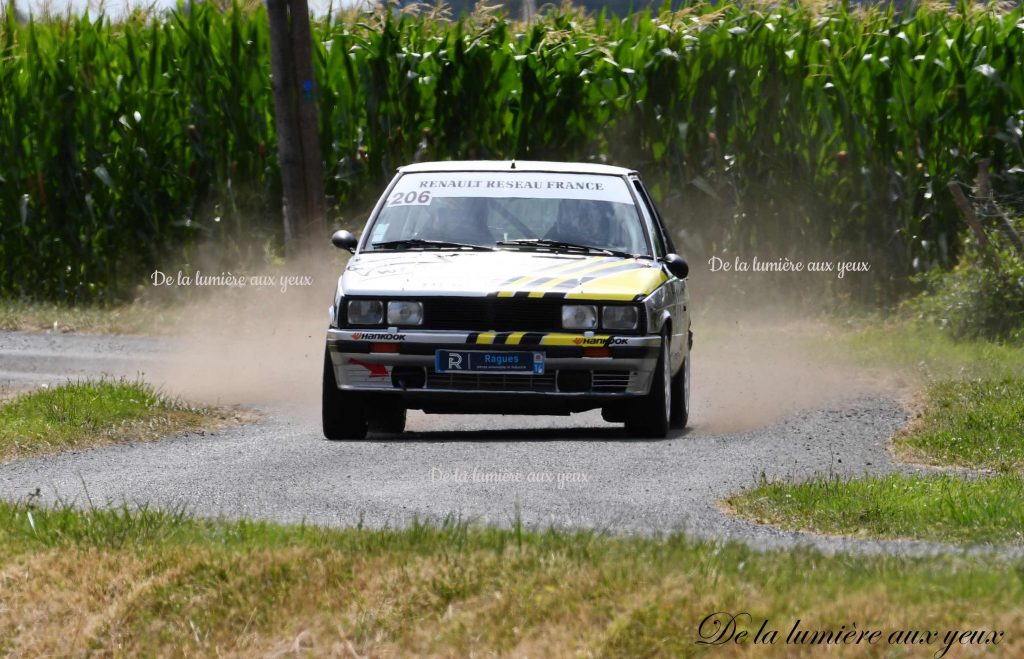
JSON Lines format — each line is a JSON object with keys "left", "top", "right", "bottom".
{"left": 387, "top": 301, "right": 424, "bottom": 325}
{"left": 562, "top": 304, "right": 598, "bottom": 330}
{"left": 602, "top": 306, "right": 638, "bottom": 330}
{"left": 347, "top": 299, "right": 383, "bottom": 325}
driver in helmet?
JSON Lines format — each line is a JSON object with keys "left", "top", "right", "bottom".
{"left": 423, "top": 197, "right": 493, "bottom": 246}
{"left": 548, "top": 199, "right": 617, "bottom": 248}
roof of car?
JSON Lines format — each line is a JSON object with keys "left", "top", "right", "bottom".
{"left": 397, "top": 160, "right": 636, "bottom": 176}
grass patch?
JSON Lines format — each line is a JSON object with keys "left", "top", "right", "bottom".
{"left": 726, "top": 473, "right": 1024, "bottom": 546}
{"left": 0, "top": 379, "right": 225, "bottom": 462}
{"left": 725, "top": 372, "right": 1024, "bottom": 545}
{"left": 840, "top": 321, "right": 1024, "bottom": 381}
{"left": 896, "top": 377, "right": 1024, "bottom": 470}
{"left": 835, "top": 319, "right": 1024, "bottom": 469}
{"left": 0, "top": 502, "right": 1022, "bottom": 656}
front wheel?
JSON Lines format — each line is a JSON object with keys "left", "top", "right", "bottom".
{"left": 322, "top": 350, "right": 368, "bottom": 440}
{"left": 625, "top": 333, "right": 672, "bottom": 438}
{"left": 670, "top": 353, "right": 689, "bottom": 429}
{"left": 368, "top": 398, "right": 407, "bottom": 434}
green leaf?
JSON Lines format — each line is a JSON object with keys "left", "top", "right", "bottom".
{"left": 92, "top": 165, "right": 116, "bottom": 192}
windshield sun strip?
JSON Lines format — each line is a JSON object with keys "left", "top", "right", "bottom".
{"left": 361, "top": 172, "right": 652, "bottom": 257}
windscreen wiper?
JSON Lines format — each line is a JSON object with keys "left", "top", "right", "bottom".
{"left": 372, "top": 239, "right": 494, "bottom": 251}
{"left": 495, "top": 238, "right": 637, "bottom": 259}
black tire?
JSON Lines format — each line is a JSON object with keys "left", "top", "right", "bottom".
{"left": 322, "top": 350, "right": 368, "bottom": 440}
{"left": 670, "top": 353, "right": 689, "bottom": 429}
{"left": 625, "top": 333, "right": 671, "bottom": 438}
{"left": 601, "top": 402, "right": 628, "bottom": 423}
{"left": 367, "top": 398, "right": 407, "bottom": 434}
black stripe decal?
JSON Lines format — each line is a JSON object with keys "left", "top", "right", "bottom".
{"left": 566, "top": 276, "right": 596, "bottom": 289}
{"left": 493, "top": 258, "right": 633, "bottom": 297}
{"left": 493, "top": 332, "right": 511, "bottom": 345}
{"left": 522, "top": 276, "right": 556, "bottom": 289}
{"left": 547, "top": 276, "right": 595, "bottom": 292}
{"left": 567, "top": 261, "right": 649, "bottom": 283}
{"left": 533, "top": 258, "right": 629, "bottom": 286}
{"left": 505, "top": 274, "right": 570, "bottom": 297}
{"left": 541, "top": 263, "right": 647, "bottom": 294}
{"left": 466, "top": 332, "right": 480, "bottom": 344}
{"left": 520, "top": 332, "right": 545, "bottom": 345}
{"left": 514, "top": 257, "right": 621, "bottom": 283}
{"left": 496, "top": 275, "right": 524, "bottom": 287}
{"left": 494, "top": 259, "right": 579, "bottom": 286}
{"left": 493, "top": 258, "right": 600, "bottom": 289}
{"left": 542, "top": 291, "right": 568, "bottom": 299}
{"left": 556, "top": 256, "right": 625, "bottom": 276}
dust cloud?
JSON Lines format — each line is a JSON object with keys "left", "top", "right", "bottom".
{"left": 144, "top": 245, "right": 905, "bottom": 434}
{"left": 690, "top": 318, "right": 885, "bottom": 434}
{"left": 687, "top": 268, "right": 907, "bottom": 434}
{"left": 144, "top": 245, "right": 344, "bottom": 417}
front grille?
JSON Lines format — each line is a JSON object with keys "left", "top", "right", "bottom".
{"left": 591, "top": 370, "right": 633, "bottom": 393}
{"left": 423, "top": 298, "right": 564, "bottom": 332}
{"left": 426, "top": 371, "right": 557, "bottom": 392}
{"left": 424, "top": 369, "right": 633, "bottom": 394}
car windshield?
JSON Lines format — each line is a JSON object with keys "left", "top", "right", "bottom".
{"left": 364, "top": 171, "right": 651, "bottom": 257}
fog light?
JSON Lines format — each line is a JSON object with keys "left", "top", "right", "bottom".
{"left": 391, "top": 366, "right": 426, "bottom": 389}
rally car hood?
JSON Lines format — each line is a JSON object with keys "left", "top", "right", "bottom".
{"left": 341, "top": 250, "right": 668, "bottom": 301}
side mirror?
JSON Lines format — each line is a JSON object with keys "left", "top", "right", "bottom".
{"left": 331, "top": 229, "right": 357, "bottom": 253}
{"left": 663, "top": 253, "right": 689, "bottom": 279}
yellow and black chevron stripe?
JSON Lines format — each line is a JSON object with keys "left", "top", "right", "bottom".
{"left": 465, "top": 331, "right": 540, "bottom": 345}
{"left": 492, "top": 255, "right": 615, "bottom": 296}
{"left": 464, "top": 332, "right": 622, "bottom": 347}
{"left": 490, "top": 257, "right": 667, "bottom": 302}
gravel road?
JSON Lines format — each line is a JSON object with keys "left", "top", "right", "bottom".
{"left": 0, "top": 329, "right": 1008, "bottom": 558}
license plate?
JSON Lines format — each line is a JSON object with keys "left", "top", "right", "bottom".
{"left": 435, "top": 350, "right": 545, "bottom": 375}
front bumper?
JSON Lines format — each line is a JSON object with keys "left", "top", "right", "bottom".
{"left": 326, "top": 328, "right": 661, "bottom": 398}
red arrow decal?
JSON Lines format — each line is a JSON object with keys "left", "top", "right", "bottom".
{"left": 348, "top": 358, "right": 389, "bottom": 377}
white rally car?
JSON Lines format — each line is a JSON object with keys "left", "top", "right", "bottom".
{"left": 324, "top": 161, "right": 691, "bottom": 439}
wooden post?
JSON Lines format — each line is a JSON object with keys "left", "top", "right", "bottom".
{"left": 947, "top": 181, "right": 989, "bottom": 248}
{"left": 267, "top": 0, "right": 327, "bottom": 254}
{"left": 267, "top": 0, "right": 300, "bottom": 247}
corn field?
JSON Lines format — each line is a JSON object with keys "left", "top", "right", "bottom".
{"left": 1, "top": 1, "right": 1022, "bottom": 301}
